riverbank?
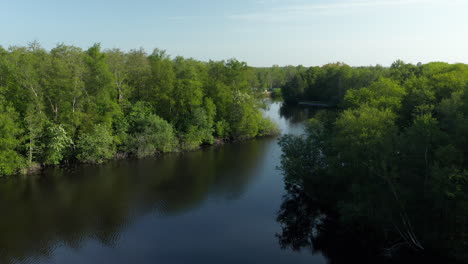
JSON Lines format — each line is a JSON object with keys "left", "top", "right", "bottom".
{"left": 0, "top": 44, "right": 283, "bottom": 178}
{"left": 15, "top": 120, "right": 281, "bottom": 177}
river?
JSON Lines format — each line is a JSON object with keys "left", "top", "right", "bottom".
{"left": 0, "top": 101, "right": 328, "bottom": 264}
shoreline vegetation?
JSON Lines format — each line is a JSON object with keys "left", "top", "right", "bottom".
{"left": 278, "top": 60, "right": 468, "bottom": 261}
{"left": 20, "top": 134, "right": 275, "bottom": 176}
{"left": 0, "top": 42, "right": 280, "bottom": 177}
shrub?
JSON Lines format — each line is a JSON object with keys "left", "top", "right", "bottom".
{"left": 258, "top": 117, "right": 280, "bottom": 136}
{"left": 39, "top": 122, "right": 73, "bottom": 165}
{"left": 126, "top": 102, "right": 178, "bottom": 157}
{"left": 76, "top": 124, "right": 116, "bottom": 163}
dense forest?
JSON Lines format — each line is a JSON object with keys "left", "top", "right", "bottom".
{"left": 278, "top": 61, "right": 468, "bottom": 261}
{"left": 0, "top": 42, "right": 280, "bottom": 176}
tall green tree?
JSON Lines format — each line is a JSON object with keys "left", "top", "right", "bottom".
{"left": 0, "top": 96, "right": 23, "bottom": 176}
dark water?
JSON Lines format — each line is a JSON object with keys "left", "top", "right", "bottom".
{"left": 0, "top": 102, "right": 324, "bottom": 264}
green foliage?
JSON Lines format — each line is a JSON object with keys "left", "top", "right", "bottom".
{"left": 180, "top": 107, "right": 215, "bottom": 150}
{"left": 255, "top": 65, "right": 299, "bottom": 90}
{"left": 39, "top": 122, "right": 73, "bottom": 165}
{"left": 343, "top": 87, "right": 375, "bottom": 109}
{"left": 390, "top": 59, "right": 420, "bottom": 83}
{"left": 76, "top": 124, "right": 115, "bottom": 164}
{"left": 343, "top": 78, "right": 405, "bottom": 111}
{"left": 126, "top": 102, "right": 177, "bottom": 157}
{"left": 258, "top": 117, "right": 280, "bottom": 137}
{"left": 279, "top": 60, "right": 468, "bottom": 261}
{"left": 282, "top": 74, "right": 307, "bottom": 104}
{"left": 214, "top": 120, "right": 230, "bottom": 138}
{"left": 111, "top": 111, "right": 129, "bottom": 148}
{"left": 271, "top": 88, "right": 282, "bottom": 99}
{"left": 4, "top": 40, "right": 466, "bottom": 213}
{"left": 0, "top": 97, "right": 23, "bottom": 176}
{"left": 24, "top": 107, "right": 47, "bottom": 164}
{"left": 336, "top": 106, "right": 397, "bottom": 150}
{"left": 282, "top": 62, "right": 365, "bottom": 105}
{"left": 144, "top": 49, "right": 176, "bottom": 119}
{"left": 401, "top": 113, "right": 442, "bottom": 169}
{"left": 82, "top": 43, "right": 119, "bottom": 129}
{"left": 0, "top": 43, "right": 282, "bottom": 175}
{"left": 229, "top": 100, "right": 263, "bottom": 139}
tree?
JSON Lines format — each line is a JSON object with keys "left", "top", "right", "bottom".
{"left": 145, "top": 49, "right": 176, "bottom": 120}
{"left": 334, "top": 105, "right": 398, "bottom": 168}
{"left": 282, "top": 74, "right": 306, "bottom": 104}
{"left": 45, "top": 44, "right": 86, "bottom": 127}
{"left": 39, "top": 122, "right": 73, "bottom": 165}
{"left": 126, "top": 48, "right": 151, "bottom": 103}
{"left": 126, "top": 102, "right": 177, "bottom": 157}
{"left": 82, "top": 43, "right": 119, "bottom": 129}
{"left": 0, "top": 96, "right": 23, "bottom": 176}
{"left": 76, "top": 124, "right": 116, "bottom": 164}
{"left": 106, "top": 48, "right": 129, "bottom": 104}
{"left": 171, "top": 57, "right": 204, "bottom": 129}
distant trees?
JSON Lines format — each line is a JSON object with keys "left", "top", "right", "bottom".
{"left": 256, "top": 65, "right": 302, "bottom": 91}
{"left": 0, "top": 42, "right": 279, "bottom": 176}
{"left": 281, "top": 63, "right": 389, "bottom": 105}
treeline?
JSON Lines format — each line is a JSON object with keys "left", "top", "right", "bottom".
{"left": 255, "top": 65, "right": 302, "bottom": 90}
{"left": 281, "top": 61, "right": 399, "bottom": 104}
{"left": 0, "top": 42, "right": 279, "bottom": 176}
{"left": 279, "top": 61, "right": 468, "bottom": 260}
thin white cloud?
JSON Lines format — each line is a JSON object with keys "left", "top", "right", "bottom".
{"left": 167, "top": 16, "right": 205, "bottom": 20}
{"left": 282, "top": 0, "right": 432, "bottom": 11}
{"left": 229, "top": 0, "right": 434, "bottom": 22}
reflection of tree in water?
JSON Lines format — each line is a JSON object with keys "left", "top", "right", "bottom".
{"left": 0, "top": 139, "right": 269, "bottom": 264}
{"left": 276, "top": 170, "right": 467, "bottom": 264}
{"left": 279, "top": 104, "right": 315, "bottom": 125}
{"left": 276, "top": 183, "right": 386, "bottom": 264}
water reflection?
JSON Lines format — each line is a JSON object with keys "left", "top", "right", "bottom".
{"left": 0, "top": 139, "right": 268, "bottom": 264}
{"left": 276, "top": 183, "right": 386, "bottom": 264}
{"left": 279, "top": 103, "right": 316, "bottom": 125}
{"left": 276, "top": 182, "right": 468, "bottom": 264}
{"left": 0, "top": 101, "right": 330, "bottom": 264}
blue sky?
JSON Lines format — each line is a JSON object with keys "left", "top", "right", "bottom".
{"left": 1, "top": 0, "right": 468, "bottom": 67}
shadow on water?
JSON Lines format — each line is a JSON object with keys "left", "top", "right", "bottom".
{"left": 275, "top": 182, "right": 467, "bottom": 264}
{"left": 279, "top": 103, "right": 316, "bottom": 125}
{"left": 0, "top": 139, "right": 269, "bottom": 264}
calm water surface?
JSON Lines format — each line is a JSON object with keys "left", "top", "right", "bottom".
{"left": 0, "top": 102, "right": 323, "bottom": 264}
